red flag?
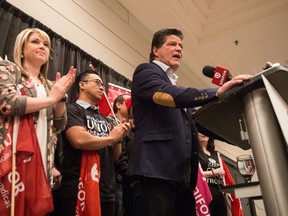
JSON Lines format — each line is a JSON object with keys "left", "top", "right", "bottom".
{"left": 0, "top": 122, "right": 13, "bottom": 178}
{"left": 98, "top": 92, "right": 112, "bottom": 116}
{"left": 107, "top": 83, "right": 131, "bottom": 106}
{"left": 75, "top": 150, "right": 101, "bottom": 216}
{"left": 98, "top": 83, "right": 131, "bottom": 117}
{"left": 222, "top": 158, "right": 243, "bottom": 216}
{"left": 0, "top": 115, "right": 54, "bottom": 216}
{"left": 194, "top": 164, "right": 212, "bottom": 216}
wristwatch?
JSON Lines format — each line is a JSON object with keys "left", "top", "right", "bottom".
{"left": 59, "top": 93, "right": 68, "bottom": 103}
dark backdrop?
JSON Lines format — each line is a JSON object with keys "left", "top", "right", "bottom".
{"left": 0, "top": 1, "right": 132, "bottom": 192}
{"left": 0, "top": 0, "right": 132, "bottom": 103}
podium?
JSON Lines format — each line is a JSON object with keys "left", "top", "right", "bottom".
{"left": 220, "top": 182, "right": 261, "bottom": 199}
{"left": 193, "top": 65, "right": 288, "bottom": 216}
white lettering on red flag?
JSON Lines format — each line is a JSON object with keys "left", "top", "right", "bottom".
{"left": 194, "top": 164, "right": 212, "bottom": 216}
{"left": 75, "top": 151, "right": 101, "bottom": 216}
{"left": 0, "top": 116, "right": 53, "bottom": 216}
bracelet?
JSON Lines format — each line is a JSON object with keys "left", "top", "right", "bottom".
{"left": 59, "top": 93, "right": 68, "bottom": 103}
{"left": 54, "top": 116, "right": 65, "bottom": 121}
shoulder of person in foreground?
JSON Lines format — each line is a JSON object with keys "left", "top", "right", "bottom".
{"left": 0, "top": 58, "right": 27, "bottom": 116}
{"left": 133, "top": 62, "right": 164, "bottom": 77}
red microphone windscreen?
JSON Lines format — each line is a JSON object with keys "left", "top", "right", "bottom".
{"left": 212, "top": 66, "right": 230, "bottom": 86}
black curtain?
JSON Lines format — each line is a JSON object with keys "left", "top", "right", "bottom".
{"left": 0, "top": 0, "right": 132, "bottom": 102}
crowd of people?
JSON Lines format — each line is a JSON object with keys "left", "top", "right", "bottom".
{"left": 0, "top": 27, "right": 252, "bottom": 215}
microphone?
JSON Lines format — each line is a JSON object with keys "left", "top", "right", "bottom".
{"left": 202, "top": 65, "right": 232, "bottom": 86}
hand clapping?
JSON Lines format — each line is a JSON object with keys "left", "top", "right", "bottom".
{"left": 50, "top": 66, "right": 76, "bottom": 103}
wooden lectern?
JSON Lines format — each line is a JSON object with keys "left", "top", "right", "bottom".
{"left": 193, "top": 65, "right": 288, "bottom": 216}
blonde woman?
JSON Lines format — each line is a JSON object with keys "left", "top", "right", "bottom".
{"left": 0, "top": 28, "right": 76, "bottom": 189}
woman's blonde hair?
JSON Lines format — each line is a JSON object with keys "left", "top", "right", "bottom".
{"left": 13, "top": 28, "right": 51, "bottom": 81}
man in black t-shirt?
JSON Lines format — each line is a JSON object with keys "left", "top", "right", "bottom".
{"left": 58, "top": 70, "right": 132, "bottom": 216}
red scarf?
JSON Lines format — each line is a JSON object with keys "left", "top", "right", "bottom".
{"left": 0, "top": 115, "right": 53, "bottom": 215}
{"left": 221, "top": 158, "right": 243, "bottom": 216}
{"left": 194, "top": 164, "right": 213, "bottom": 216}
{"left": 217, "top": 152, "right": 243, "bottom": 216}
{"left": 75, "top": 150, "right": 101, "bottom": 216}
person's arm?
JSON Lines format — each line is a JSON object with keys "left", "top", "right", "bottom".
{"left": 51, "top": 79, "right": 68, "bottom": 133}
{"left": 65, "top": 126, "right": 116, "bottom": 150}
{"left": 52, "top": 70, "right": 73, "bottom": 118}
{"left": 133, "top": 63, "right": 218, "bottom": 108}
{"left": 66, "top": 121, "right": 132, "bottom": 151}
{"left": 111, "top": 119, "right": 133, "bottom": 160}
{"left": 216, "top": 74, "right": 253, "bottom": 95}
{"left": 54, "top": 100, "right": 67, "bottom": 118}
{"left": 25, "top": 96, "right": 58, "bottom": 113}
{"left": 0, "top": 60, "right": 75, "bottom": 116}
{"left": 53, "top": 101, "right": 67, "bottom": 134}
{"left": 203, "top": 170, "right": 214, "bottom": 178}
{"left": 1, "top": 87, "right": 64, "bottom": 117}
{"left": 112, "top": 141, "right": 122, "bottom": 161}
{"left": 114, "top": 134, "right": 131, "bottom": 176}
{"left": 25, "top": 67, "right": 76, "bottom": 114}
{"left": 203, "top": 168, "right": 225, "bottom": 178}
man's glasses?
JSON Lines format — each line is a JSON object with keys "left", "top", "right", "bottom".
{"left": 82, "top": 79, "right": 105, "bottom": 88}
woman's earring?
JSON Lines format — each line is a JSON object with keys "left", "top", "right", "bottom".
{"left": 21, "top": 54, "right": 24, "bottom": 58}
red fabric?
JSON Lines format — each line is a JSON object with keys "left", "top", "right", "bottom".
{"left": 194, "top": 164, "right": 212, "bottom": 216}
{"left": 222, "top": 159, "right": 243, "bottom": 216}
{"left": 0, "top": 121, "right": 13, "bottom": 178}
{"left": 107, "top": 83, "right": 131, "bottom": 107}
{"left": 124, "top": 98, "right": 132, "bottom": 112}
{"left": 98, "top": 83, "right": 131, "bottom": 117}
{"left": 75, "top": 150, "right": 101, "bottom": 216}
{"left": 98, "top": 93, "right": 112, "bottom": 116}
{"left": 0, "top": 115, "right": 54, "bottom": 216}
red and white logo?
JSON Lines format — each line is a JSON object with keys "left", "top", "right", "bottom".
{"left": 212, "top": 66, "right": 230, "bottom": 86}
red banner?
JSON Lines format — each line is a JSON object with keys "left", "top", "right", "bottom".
{"left": 221, "top": 158, "right": 243, "bottom": 216}
{"left": 194, "top": 164, "right": 212, "bottom": 216}
{"left": 0, "top": 115, "right": 53, "bottom": 216}
{"left": 75, "top": 150, "right": 101, "bottom": 216}
{"left": 98, "top": 83, "right": 131, "bottom": 117}
{"left": 98, "top": 92, "right": 112, "bottom": 116}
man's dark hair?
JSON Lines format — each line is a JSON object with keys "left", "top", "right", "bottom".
{"left": 113, "top": 94, "right": 130, "bottom": 114}
{"left": 149, "top": 28, "right": 183, "bottom": 62}
{"left": 75, "top": 69, "right": 99, "bottom": 93}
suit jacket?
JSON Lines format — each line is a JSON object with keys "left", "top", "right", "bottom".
{"left": 127, "top": 62, "right": 218, "bottom": 188}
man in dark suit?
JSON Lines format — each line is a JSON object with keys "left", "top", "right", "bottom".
{"left": 126, "top": 28, "right": 252, "bottom": 216}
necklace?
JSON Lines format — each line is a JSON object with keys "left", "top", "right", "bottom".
{"left": 30, "top": 77, "right": 41, "bottom": 87}
{"left": 29, "top": 72, "right": 44, "bottom": 87}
